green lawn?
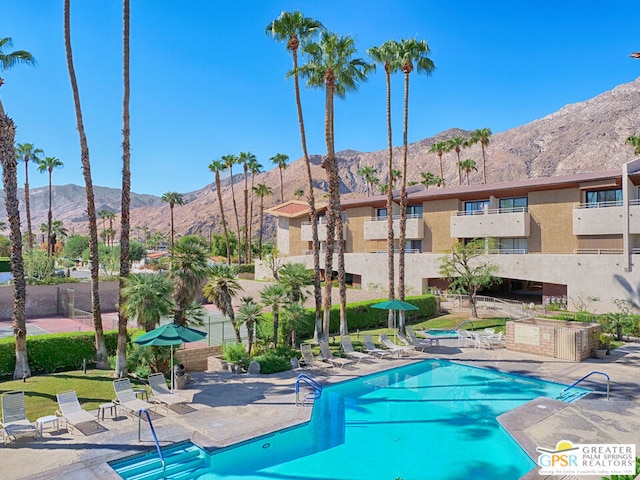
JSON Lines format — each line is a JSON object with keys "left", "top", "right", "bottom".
{"left": 0, "top": 370, "right": 150, "bottom": 420}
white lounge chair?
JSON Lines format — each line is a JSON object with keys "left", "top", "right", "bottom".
{"left": 379, "top": 334, "right": 412, "bottom": 357}
{"left": 407, "top": 326, "right": 438, "bottom": 348}
{"left": 363, "top": 334, "right": 392, "bottom": 358}
{"left": 148, "top": 373, "right": 188, "bottom": 409}
{"left": 492, "top": 332, "right": 506, "bottom": 348}
{"left": 56, "top": 391, "right": 97, "bottom": 431}
{"left": 340, "top": 336, "right": 373, "bottom": 363}
{"left": 457, "top": 329, "right": 475, "bottom": 347}
{"left": 1, "top": 391, "right": 36, "bottom": 444}
{"left": 300, "top": 344, "right": 330, "bottom": 370}
{"left": 319, "top": 341, "right": 353, "bottom": 368}
{"left": 398, "top": 331, "right": 430, "bottom": 352}
{"left": 113, "top": 378, "right": 156, "bottom": 416}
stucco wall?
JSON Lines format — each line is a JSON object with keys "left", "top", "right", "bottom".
{"left": 529, "top": 188, "right": 580, "bottom": 254}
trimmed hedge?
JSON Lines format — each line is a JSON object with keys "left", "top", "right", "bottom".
{"left": 0, "top": 330, "right": 120, "bottom": 376}
{"left": 237, "top": 264, "right": 255, "bottom": 274}
{"left": 0, "top": 258, "right": 9, "bottom": 273}
{"left": 259, "top": 294, "right": 438, "bottom": 341}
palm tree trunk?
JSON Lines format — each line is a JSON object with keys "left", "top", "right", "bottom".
{"left": 278, "top": 166, "right": 284, "bottom": 203}
{"left": 215, "top": 173, "right": 231, "bottom": 265}
{"left": 1, "top": 111, "right": 31, "bottom": 379}
{"left": 384, "top": 66, "right": 395, "bottom": 329}
{"left": 291, "top": 47, "right": 322, "bottom": 342}
{"left": 47, "top": 170, "right": 52, "bottom": 256}
{"left": 438, "top": 153, "right": 444, "bottom": 186}
{"left": 259, "top": 195, "right": 265, "bottom": 259}
{"left": 64, "top": 0, "right": 108, "bottom": 369}
{"left": 397, "top": 72, "right": 411, "bottom": 335}
{"left": 116, "top": 0, "right": 131, "bottom": 379}
{"left": 481, "top": 143, "right": 487, "bottom": 184}
{"left": 169, "top": 204, "right": 175, "bottom": 249}
{"left": 24, "top": 160, "right": 33, "bottom": 249}
{"left": 243, "top": 163, "right": 249, "bottom": 263}
{"left": 229, "top": 168, "right": 242, "bottom": 264}
{"left": 248, "top": 171, "right": 255, "bottom": 262}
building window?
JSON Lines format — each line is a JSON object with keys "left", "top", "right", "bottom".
{"left": 376, "top": 208, "right": 388, "bottom": 219}
{"left": 405, "top": 240, "right": 423, "bottom": 253}
{"left": 406, "top": 205, "right": 423, "bottom": 218}
{"left": 499, "top": 197, "right": 528, "bottom": 212}
{"left": 585, "top": 188, "right": 622, "bottom": 207}
{"left": 498, "top": 238, "right": 528, "bottom": 254}
{"left": 464, "top": 200, "right": 490, "bottom": 215}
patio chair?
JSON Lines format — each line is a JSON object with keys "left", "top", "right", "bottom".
{"left": 113, "top": 378, "right": 156, "bottom": 416}
{"left": 319, "top": 341, "right": 353, "bottom": 368}
{"left": 300, "top": 344, "right": 330, "bottom": 370}
{"left": 491, "top": 332, "right": 506, "bottom": 348}
{"left": 379, "top": 334, "right": 412, "bottom": 357}
{"left": 407, "top": 326, "right": 438, "bottom": 348}
{"left": 56, "top": 391, "right": 97, "bottom": 431}
{"left": 340, "top": 336, "right": 373, "bottom": 363}
{"left": 362, "top": 334, "right": 392, "bottom": 358}
{"left": 457, "top": 329, "right": 475, "bottom": 347}
{"left": 398, "top": 331, "right": 430, "bottom": 352}
{"left": 1, "top": 391, "right": 36, "bottom": 444}
{"left": 148, "top": 373, "right": 189, "bottom": 410}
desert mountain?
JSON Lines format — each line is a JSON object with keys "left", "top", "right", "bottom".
{"left": 2, "top": 77, "right": 640, "bottom": 241}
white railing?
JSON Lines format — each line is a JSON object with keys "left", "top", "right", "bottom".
{"left": 574, "top": 200, "right": 623, "bottom": 209}
{"left": 488, "top": 249, "right": 528, "bottom": 255}
{"left": 364, "top": 249, "right": 423, "bottom": 254}
{"left": 573, "top": 249, "right": 623, "bottom": 255}
{"left": 368, "top": 213, "right": 421, "bottom": 222}
{"left": 452, "top": 206, "right": 528, "bottom": 216}
{"left": 440, "top": 294, "right": 527, "bottom": 319}
{"left": 630, "top": 199, "right": 640, "bottom": 206}
{"left": 301, "top": 218, "right": 328, "bottom": 226}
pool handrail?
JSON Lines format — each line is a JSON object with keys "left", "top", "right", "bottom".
{"left": 137, "top": 408, "right": 166, "bottom": 478}
{"left": 295, "top": 374, "right": 322, "bottom": 406}
{"left": 453, "top": 320, "right": 474, "bottom": 331}
{"left": 560, "top": 371, "right": 610, "bottom": 400}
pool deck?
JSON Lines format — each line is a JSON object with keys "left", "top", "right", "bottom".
{"left": 2, "top": 339, "right": 639, "bottom": 480}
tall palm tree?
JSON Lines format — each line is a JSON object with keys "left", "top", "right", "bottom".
{"left": 121, "top": 272, "right": 173, "bottom": 331}
{"left": 222, "top": 154, "right": 242, "bottom": 263}
{"left": 279, "top": 262, "right": 313, "bottom": 303}
{"left": 298, "top": 31, "right": 373, "bottom": 337}
{"left": 626, "top": 135, "right": 640, "bottom": 155}
{"left": 397, "top": 38, "right": 435, "bottom": 335}
{"left": 161, "top": 191, "right": 184, "bottom": 251}
{"left": 169, "top": 235, "right": 210, "bottom": 325}
{"left": 460, "top": 158, "right": 478, "bottom": 185}
{"left": 469, "top": 128, "right": 492, "bottom": 184}
{"left": 202, "top": 264, "right": 243, "bottom": 343}
{"left": 208, "top": 159, "right": 231, "bottom": 264}
{"left": 0, "top": 37, "right": 34, "bottom": 379}
{"left": 35, "top": 156, "right": 63, "bottom": 257}
{"left": 447, "top": 137, "right": 465, "bottom": 186}
{"left": 247, "top": 157, "right": 262, "bottom": 262}
{"left": 428, "top": 141, "right": 447, "bottom": 187}
{"left": 235, "top": 296, "right": 260, "bottom": 355}
{"left": 270, "top": 153, "right": 289, "bottom": 203}
{"left": 116, "top": 0, "right": 132, "bottom": 379}
{"left": 105, "top": 211, "right": 116, "bottom": 247}
{"left": 97, "top": 209, "right": 109, "bottom": 244}
{"left": 267, "top": 11, "right": 324, "bottom": 342}
{"left": 15, "top": 143, "right": 43, "bottom": 249}
{"left": 239, "top": 151, "right": 255, "bottom": 263}
{"left": 64, "top": 0, "right": 108, "bottom": 368}
{"left": 49, "top": 219, "right": 68, "bottom": 252}
{"left": 253, "top": 183, "right": 272, "bottom": 259}
{"left": 420, "top": 171, "right": 436, "bottom": 189}
{"left": 260, "top": 283, "right": 288, "bottom": 347}
{"left": 356, "top": 165, "right": 378, "bottom": 196}
{"left": 368, "top": 40, "right": 400, "bottom": 328}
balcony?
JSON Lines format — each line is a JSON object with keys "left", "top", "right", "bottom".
{"left": 300, "top": 219, "right": 346, "bottom": 242}
{"left": 573, "top": 201, "right": 624, "bottom": 235}
{"left": 450, "top": 207, "right": 530, "bottom": 238}
{"left": 363, "top": 214, "right": 424, "bottom": 240}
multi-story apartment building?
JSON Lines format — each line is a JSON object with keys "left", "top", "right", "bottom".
{"left": 262, "top": 159, "right": 640, "bottom": 312}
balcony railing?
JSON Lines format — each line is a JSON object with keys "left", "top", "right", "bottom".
{"left": 574, "top": 200, "right": 623, "bottom": 209}
{"left": 301, "top": 218, "right": 328, "bottom": 226}
{"left": 452, "top": 206, "right": 528, "bottom": 216}
{"left": 368, "top": 213, "right": 421, "bottom": 222}
{"left": 365, "top": 249, "right": 423, "bottom": 254}
{"left": 488, "top": 248, "right": 528, "bottom": 255}
{"left": 573, "top": 248, "right": 623, "bottom": 255}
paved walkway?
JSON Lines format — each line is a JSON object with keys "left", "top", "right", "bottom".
{"left": 1, "top": 338, "right": 638, "bottom": 480}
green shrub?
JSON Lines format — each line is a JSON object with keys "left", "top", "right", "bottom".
{"left": 237, "top": 264, "right": 255, "bottom": 274}
{"left": 0, "top": 258, "right": 9, "bottom": 273}
{"left": 0, "top": 330, "right": 121, "bottom": 376}
{"left": 223, "top": 342, "right": 248, "bottom": 368}
{"left": 253, "top": 346, "right": 296, "bottom": 374}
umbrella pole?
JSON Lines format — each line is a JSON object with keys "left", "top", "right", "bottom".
{"left": 170, "top": 346, "right": 174, "bottom": 391}
{"left": 394, "top": 310, "right": 397, "bottom": 343}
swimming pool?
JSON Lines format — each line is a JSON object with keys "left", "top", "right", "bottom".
{"left": 109, "top": 360, "right": 589, "bottom": 480}
{"left": 423, "top": 329, "right": 458, "bottom": 337}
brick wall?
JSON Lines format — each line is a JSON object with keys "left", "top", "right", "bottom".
{"left": 175, "top": 346, "right": 222, "bottom": 372}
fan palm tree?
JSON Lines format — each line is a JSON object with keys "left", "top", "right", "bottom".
{"left": 64, "top": 1, "right": 108, "bottom": 368}
{"left": 293, "top": 188, "right": 304, "bottom": 198}
{"left": 161, "top": 191, "right": 184, "bottom": 251}
{"left": 420, "top": 171, "right": 436, "bottom": 189}
{"left": 121, "top": 272, "right": 173, "bottom": 331}
{"left": 279, "top": 262, "right": 313, "bottom": 303}
{"left": 116, "top": 0, "right": 132, "bottom": 379}
{"left": 260, "top": 283, "right": 288, "bottom": 347}
{"left": 104, "top": 211, "right": 116, "bottom": 247}
{"left": 626, "top": 135, "right": 640, "bottom": 155}
{"left": 239, "top": 151, "right": 255, "bottom": 263}
{"left": 0, "top": 37, "right": 34, "bottom": 379}
{"left": 97, "top": 209, "right": 109, "bottom": 244}
{"left": 246, "top": 157, "right": 262, "bottom": 262}
{"left": 368, "top": 40, "right": 400, "bottom": 328}
{"left": 396, "top": 38, "right": 435, "bottom": 334}
{"left": 267, "top": 11, "right": 324, "bottom": 342}
{"left": 469, "top": 128, "right": 492, "bottom": 184}
{"left": 447, "top": 137, "right": 465, "bottom": 186}
{"left": 203, "top": 264, "right": 243, "bottom": 343}
{"left": 460, "top": 158, "right": 478, "bottom": 185}
{"left": 222, "top": 154, "right": 242, "bottom": 263}
{"left": 208, "top": 159, "right": 231, "bottom": 264}
{"left": 270, "top": 153, "right": 289, "bottom": 203}
{"left": 235, "top": 296, "right": 260, "bottom": 355}
{"left": 298, "top": 31, "right": 373, "bottom": 337}
{"left": 428, "top": 141, "right": 447, "bottom": 187}
{"left": 36, "top": 155, "right": 64, "bottom": 256}
{"left": 253, "top": 183, "right": 272, "bottom": 259}
{"left": 356, "top": 165, "right": 379, "bottom": 196}
{"left": 169, "top": 235, "right": 210, "bottom": 325}
{"left": 15, "top": 143, "right": 43, "bottom": 249}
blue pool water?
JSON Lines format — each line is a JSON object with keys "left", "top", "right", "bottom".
{"left": 425, "top": 329, "right": 458, "bottom": 337}
{"left": 110, "top": 360, "right": 589, "bottom": 480}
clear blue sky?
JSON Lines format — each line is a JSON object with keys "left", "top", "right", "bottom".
{"left": 2, "top": 1, "right": 639, "bottom": 196}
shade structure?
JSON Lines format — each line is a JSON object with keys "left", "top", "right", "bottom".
{"left": 372, "top": 300, "right": 419, "bottom": 342}
{"left": 134, "top": 323, "right": 207, "bottom": 390}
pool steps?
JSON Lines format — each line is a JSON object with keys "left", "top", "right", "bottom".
{"left": 110, "top": 442, "right": 207, "bottom": 480}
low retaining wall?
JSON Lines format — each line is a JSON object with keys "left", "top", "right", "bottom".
{"left": 175, "top": 345, "right": 222, "bottom": 372}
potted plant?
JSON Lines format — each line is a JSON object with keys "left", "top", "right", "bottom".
{"left": 591, "top": 330, "right": 608, "bottom": 359}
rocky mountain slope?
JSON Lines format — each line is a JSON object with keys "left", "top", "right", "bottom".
{"left": 2, "top": 77, "right": 640, "bottom": 241}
